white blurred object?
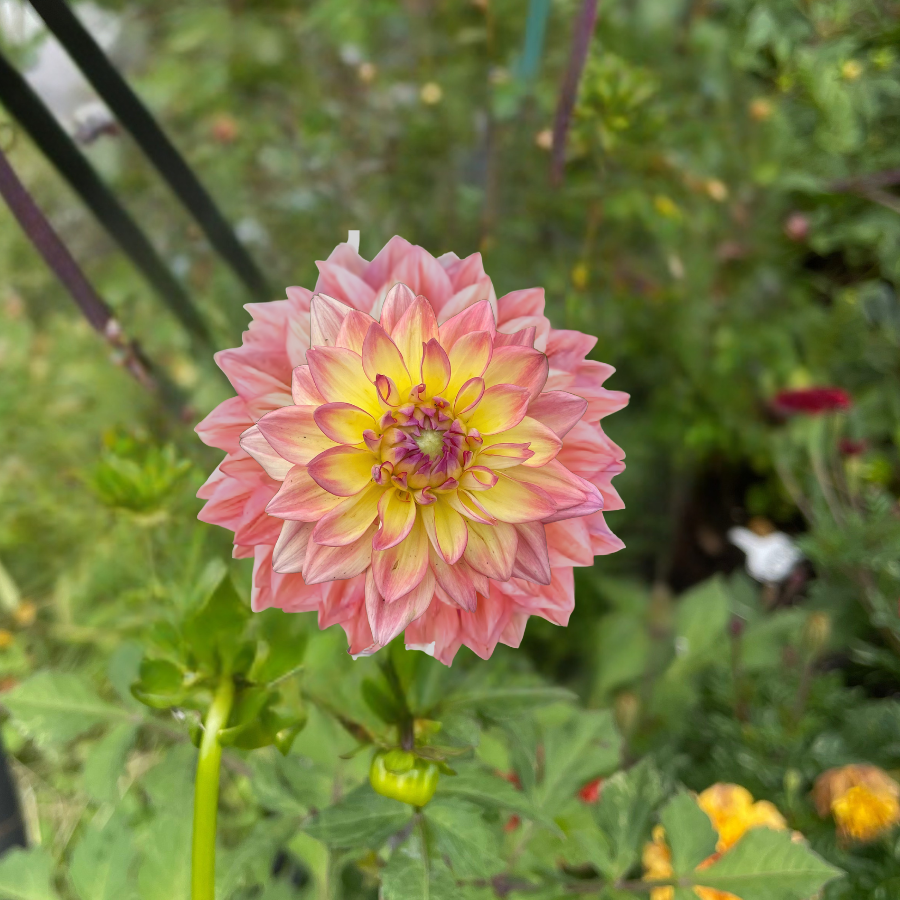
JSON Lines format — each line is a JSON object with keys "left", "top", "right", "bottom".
{"left": 347, "top": 230, "right": 360, "bottom": 251}
{"left": 0, "top": 0, "right": 121, "bottom": 140}
{"left": 728, "top": 527, "right": 803, "bottom": 583}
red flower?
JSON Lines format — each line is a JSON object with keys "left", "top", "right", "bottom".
{"left": 579, "top": 778, "right": 603, "bottom": 803}
{"left": 772, "top": 388, "right": 851, "bottom": 416}
{"left": 838, "top": 438, "right": 867, "bottom": 456}
{"left": 504, "top": 815, "right": 521, "bottom": 832}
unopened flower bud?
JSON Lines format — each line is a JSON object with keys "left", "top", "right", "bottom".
{"left": 614, "top": 690, "right": 640, "bottom": 737}
{"left": 802, "top": 612, "right": 831, "bottom": 658}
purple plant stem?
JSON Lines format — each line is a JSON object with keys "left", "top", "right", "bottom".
{"left": 0, "top": 145, "right": 155, "bottom": 388}
{"left": 551, "top": 0, "right": 600, "bottom": 185}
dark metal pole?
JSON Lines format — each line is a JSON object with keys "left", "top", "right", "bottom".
{"left": 0, "top": 49, "right": 213, "bottom": 349}
{"left": 28, "top": 0, "right": 271, "bottom": 302}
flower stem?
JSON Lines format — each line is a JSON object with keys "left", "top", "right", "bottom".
{"left": 191, "top": 671, "right": 234, "bottom": 900}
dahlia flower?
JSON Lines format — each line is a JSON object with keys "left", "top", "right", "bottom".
{"left": 196, "top": 236, "right": 627, "bottom": 663}
{"left": 772, "top": 387, "right": 851, "bottom": 416}
{"left": 813, "top": 764, "right": 900, "bottom": 842}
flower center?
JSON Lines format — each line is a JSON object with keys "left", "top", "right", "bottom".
{"left": 415, "top": 429, "right": 444, "bottom": 459}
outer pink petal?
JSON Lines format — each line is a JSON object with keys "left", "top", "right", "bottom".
{"left": 527, "top": 391, "right": 588, "bottom": 438}
{"left": 390, "top": 246, "right": 454, "bottom": 312}
{"left": 309, "top": 294, "right": 355, "bottom": 348}
{"left": 439, "top": 300, "right": 497, "bottom": 350}
{"left": 196, "top": 396, "right": 253, "bottom": 453}
{"left": 256, "top": 406, "right": 336, "bottom": 466}
{"left": 378, "top": 282, "right": 416, "bottom": 334}
{"left": 239, "top": 425, "right": 293, "bottom": 480}
{"left": 428, "top": 545, "right": 477, "bottom": 611}
{"left": 511, "top": 522, "right": 551, "bottom": 585}
{"left": 336, "top": 309, "right": 378, "bottom": 353}
{"left": 463, "top": 520, "right": 517, "bottom": 581}
{"left": 303, "top": 523, "right": 377, "bottom": 584}
{"left": 266, "top": 465, "right": 343, "bottom": 521}
{"left": 291, "top": 365, "right": 327, "bottom": 406}
{"left": 314, "top": 262, "right": 377, "bottom": 313}
{"left": 475, "top": 473, "right": 556, "bottom": 524}
{"left": 366, "top": 565, "right": 435, "bottom": 646}
{"left": 546, "top": 519, "right": 594, "bottom": 567}
{"left": 272, "top": 520, "right": 315, "bottom": 573}
{"left": 483, "top": 346, "right": 548, "bottom": 401}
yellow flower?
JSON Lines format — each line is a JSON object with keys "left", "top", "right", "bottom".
{"left": 0, "top": 630, "right": 14, "bottom": 650}
{"left": 814, "top": 765, "right": 900, "bottom": 842}
{"left": 697, "top": 784, "right": 787, "bottom": 853}
{"left": 653, "top": 195, "right": 681, "bottom": 219}
{"left": 571, "top": 263, "right": 589, "bottom": 290}
{"left": 642, "top": 825, "right": 675, "bottom": 900}
{"left": 705, "top": 179, "right": 728, "bottom": 202}
{"left": 841, "top": 60, "right": 863, "bottom": 81}
{"left": 420, "top": 82, "right": 443, "bottom": 105}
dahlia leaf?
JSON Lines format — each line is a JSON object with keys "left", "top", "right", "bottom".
{"left": 690, "top": 828, "right": 842, "bottom": 900}
{"left": 380, "top": 841, "right": 456, "bottom": 900}
{"left": 304, "top": 784, "right": 412, "bottom": 849}
{"left": 70, "top": 817, "right": 135, "bottom": 900}
{"left": 659, "top": 789, "right": 717, "bottom": 875}
{"left": 2, "top": 672, "right": 129, "bottom": 747}
{"left": 425, "top": 798, "right": 503, "bottom": 878}
{"left": 81, "top": 722, "right": 138, "bottom": 805}
{"left": 592, "top": 759, "right": 668, "bottom": 880}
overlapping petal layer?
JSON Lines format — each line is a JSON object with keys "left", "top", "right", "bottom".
{"left": 196, "top": 236, "right": 628, "bottom": 664}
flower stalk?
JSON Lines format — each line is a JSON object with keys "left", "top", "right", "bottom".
{"left": 191, "top": 670, "right": 235, "bottom": 900}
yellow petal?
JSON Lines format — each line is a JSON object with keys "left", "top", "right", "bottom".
{"left": 372, "top": 514, "right": 430, "bottom": 602}
{"left": 391, "top": 295, "right": 439, "bottom": 376}
{"left": 421, "top": 338, "right": 451, "bottom": 396}
{"left": 307, "top": 445, "right": 377, "bottom": 496}
{"left": 475, "top": 472, "right": 557, "bottom": 523}
{"left": 446, "top": 330, "right": 492, "bottom": 400}
{"left": 374, "top": 489, "right": 418, "bottom": 551}
{"left": 312, "top": 481, "right": 385, "bottom": 547}
{"left": 465, "top": 384, "right": 530, "bottom": 435}
{"left": 362, "top": 323, "right": 411, "bottom": 391}
{"left": 481, "top": 416, "right": 562, "bottom": 467}
{"left": 314, "top": 402, "right": 376, "bottom": 445}
{"left": 307, "top": 346, "right": 381, "bottom": 416}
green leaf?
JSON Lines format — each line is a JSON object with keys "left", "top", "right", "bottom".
{"left": 666, "top": 576, "right": 731, "bottom": 677}
{"left": 537, "top": 710, "right": 621, "bottom": 812}
{"left": 692, "top": 828, "right": 842, "bottom": 900}
{"left": 381, "top": 840, "right": 457, "bottom": 900}
{"left": 0, "top": 847, "right": 60, "bottom": 900}
{"left": 592, "top": 612, "right": 651, "bottom": 698}
{"left": 130, "top": 658, "right": 185, "bottom": 709}
{"left": 658, "top": 790, "right": 716, "bottom": 875}
{"left": 425, "top": 798, "right": 502, "bottom": 878}
{"left": 249, "top": 749, "right": 328, "bottom": 815}
{"left": 304, "top": 784, "right": 412, "bottom": 849}
{"left": 440, "top": 685, "right": 577, "bottom": 717}
{"left": 435, "top": 765, "right": 538, "bottom": 819}
{"left": 70, "top": 818, "right": 136, "bottom": 900}
{"left": 183, "top": 572, "right": 250, "bottom": 671}
{"left": 3, "top": 673, "right": 128, "bottom": 746}
{"left": 81, "top": 723, "right": 138, "bottom": 804}
{"left": 362, "top": 677, "right": 405, "bottom": 724}
{"left": 592, "top": 759, "right": 667, "bottom": 880}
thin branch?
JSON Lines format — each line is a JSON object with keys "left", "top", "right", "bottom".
{"left": 0, "top": 143, "right": 158, "bottom": 390}
{"left": 551, "top": 0, "right": 599, "bottom": 185}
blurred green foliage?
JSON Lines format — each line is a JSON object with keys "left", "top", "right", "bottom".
{"left": 1, "top": 0, "right": 900, "bottom": 896}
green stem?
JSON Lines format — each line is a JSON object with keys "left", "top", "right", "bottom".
{"left": 191, "top": 671, "right": 235, "bottom": 900}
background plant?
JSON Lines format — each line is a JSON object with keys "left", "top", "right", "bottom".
{"left": 0, "top": 0, "right": 899, "bottom": 897}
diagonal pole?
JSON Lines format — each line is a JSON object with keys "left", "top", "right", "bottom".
{"left": 0, "top": 49, "right": 214, "bottom": 350}
{"left": 0, "top": 142, "right": 178, "bottom": 403}
{"left": 29, "top": 0, "right": 271, "bottom": 303}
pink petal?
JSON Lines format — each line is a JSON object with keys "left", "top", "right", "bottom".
{"left": 511, "top": 522, "right": 551, "bottom": 585}
{"left": 336, "top": 309, "right": 378, "bottom": 353}
{"left": 196, "top": 396, "right": 253, "bottom": 453}
{"left": 474, "top": 473, "right": 556, "bottom": 524}
{"left": 546, "top": 519, "right": 594, "bottom": 567}
{"left": 436, "top": 280, "right": 495, "bottom": 325}
{"left": 390, "top": 295, "right": 439, "bottom": 373}
{"left": 462, "top": 520, "right": 517, "bottom": 581}
{"left": 494, "top": 327, "right": 537, "bottom": 348}
{"left": 496, "top": 288, "right": 545, "bottom": 324}
{"left": 239, "top": 424, "right": 293, "bottom": 480}
{"left": 378, "top": 282, "right": 416, "bottom": 334}
{"left": 545, "top": 329, "right": 598, "bottom": 372}
{"left": 505, "top": 459, "right": 589, "bottom": 509}
{"left": 438, "top": 300, "right": 497, "bottom": 349}
{"left": 266, "top": 465, "right": 343, "bottom": 521}
{"left": 314, "top": 262, "right": 377, "bottom": 313}
{"left": 256, "top": 405, "right": 337, "bottom": 465}
{"left": 366, "top": 565, "right": 435, "bottom": 645}
{"left": 428, "top": 545, "right": 477, "bottom": 611}
{"left": 527, "top": 391, "right": 588, "bottom": 438}
{"left": 313, "top": 482, "right": 384, "bottom": 547}
{"left": 291, "top": 365, "right": 327, "bottom": 406}
{"left": 361, "top": 323, "right": 411, "bottom": 389}
{"left": 390, "top": 246, "right": 454, "bottom": 311}
{"left": 309, "top": 293, "right": 355, "bottom": 348}
{"left": 483, "top": 346, "right": 548, "bottom": 401}
{"left": 272, "top": 520, "right": 315, "bottom": 573}
{"left": 372, "top": 514, "right": 429, "bottom": 602}
{"left": 303, "top": 523, "right": 377, "bottom": 584}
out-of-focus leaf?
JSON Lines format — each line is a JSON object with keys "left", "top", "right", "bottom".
{"left": 440, "top": 685, "right": 576, "bottom": 718}
{"left": 537, "top": 710, "right": 621, "bottom": 812}
{"left": 666, "top": 576, "right": 731, "bottom": 677}
{"left": 70, "top": 817, "right": 136, "bottom": 900}
{"left": 380, "top": 839, "right": 457, "bottom": 900}
{"left": 658, "top": 790, "right": 717, "bottom": 875}
{"left": 0, "top": 847, "right": 60, "bottom": 900}
{"left": 183, "top": 573, "right": 250, "bottom": 671}
{"left": 81, "top": 722, "right": 138, "bottom": 804}
{"left": 425, "top": 798, "right": 502, "bottom": 878}
{"left": 592, "top": 759, "right": 667, "bottom": 879}
{"left": 692, "top": 828, "right": 841, "bottom": 900}
{"left": 304, "top": 784, "right": 412, "bottom": 849}
{"left": 2, "top": 672, "right": 129, "bottom": 746}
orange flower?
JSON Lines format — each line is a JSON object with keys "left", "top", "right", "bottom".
{"left": 813, "top": 765, "right": 900, "bottom": 842}
{"left": 697, "top": 783, "right": 787, "bottom": 853}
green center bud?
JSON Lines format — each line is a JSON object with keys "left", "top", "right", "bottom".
{"left": 415, "top": 429, "right": 443, "bottom": 459}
